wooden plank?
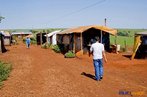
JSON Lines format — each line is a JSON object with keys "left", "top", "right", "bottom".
{"left": 80, "top": 33, "right": 83, "bottom": 54}
{"left": 131, "top": 43, "right": 141, "bottom": 60}
{"left": 73, "top": 34, "right": 75, "bottom": 53}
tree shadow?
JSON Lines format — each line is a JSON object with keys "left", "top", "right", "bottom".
{"left": 81, "top": 72, "right": 95, "bottom": 80}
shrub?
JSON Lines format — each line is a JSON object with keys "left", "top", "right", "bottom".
{"left": 51, "top": 45, "right": 61, "bottom": 53}
{"left": 41, "top": 43, "right": 50, "bottom": 49}
{"left": 23, "top": 37, "right": 37, "bottom": 44}
{"left": 64, "top": 51, "right": 75, "bottom": 58}
{"left": 0, "top": 61, "right": 12, "bottom": 88}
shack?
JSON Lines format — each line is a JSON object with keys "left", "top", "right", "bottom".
{"left": 36, "top": 33, "right": 46, "bottom": 45}
{"left": 57, "top": 25, "right": 117, "bottom": 55}
{"left": 11, "top": 32, "right": 32, "bottom": 39}
{"left": 2, "top": 31, "right": 11, "bottom": 46}
{"left": 131, "top": 31, "right": 147, "bottom": 59}
{"left": 45, "top": 30, "right": 61, "bottom": 45}
{"left": 0, "top": 32, "right": 7, "bottom": 53}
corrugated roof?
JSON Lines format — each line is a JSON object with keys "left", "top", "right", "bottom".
{"left": 0, "top": 31, "right": 11, "bottom": 36}
{"left": 135, "top": 31, "right": 147, "bottom": 35}
{"left": 58, "top": 25, "right": 117, "bottom": 35}
{"left": 45, "top": 30, "right": 61, "bottom": 37}
{"left": 11, "top": 32, "right": 32, "bottom": 35}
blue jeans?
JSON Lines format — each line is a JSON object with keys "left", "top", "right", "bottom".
{"left": 93, "top": 59, "right": 103, "bottom": 80}
{"left": 26, "top": 43, "right": 30, "bottom": 48}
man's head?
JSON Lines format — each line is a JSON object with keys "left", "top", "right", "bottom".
{"left": 95, "top": 37, "right": 100, "bottom": 42}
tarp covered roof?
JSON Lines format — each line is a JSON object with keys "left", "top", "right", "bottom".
{"left": 58, "top": 25, "right": 117, "bottom": 35}
{"left": 45, "top": 30, "right": 61, "bottom": 37}
{"left": 11, "top": 32, "right": 32, "bottom": 35}
{"left": 135, "top": 31, "right": 147, "bottom": 35}
{"left": 0, "top": 31, "right": 11, "bottom": 36}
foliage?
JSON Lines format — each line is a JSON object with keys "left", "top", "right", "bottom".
{"left": 117, "top": 31, "right": 129, "bottom": 36}
{"left": 117, "top": 29, "right": 147, "bottom": 37}
{"left": 30, "top": 37, "right": 37, "bottom": 44}
{"left": 64, "top": 51, "right": 75, "bottom": 58}
{"left": 0, "top": 61, "right": 12, "bottom": 88}
{"left": 0, "top": 16, "right": 5, "bottom": 23}
{"left": 23, "top": 37, "right": 37, "bottom": 44}
{"left": 51, "top": 44, "right": 61, "bottom": 53}
{"left": 110, "top": 29, "right": 147, "bottom": 52}
{"left": 41, "top": 43, "right": 50, "bottom": 49}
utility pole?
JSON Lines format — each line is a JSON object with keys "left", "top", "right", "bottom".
{"left": 104, "top": 18, "right": 107, "bottom": 26}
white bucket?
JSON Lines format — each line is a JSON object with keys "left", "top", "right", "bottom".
{"left": 116, "top": 45, "right": 120, "bottom": 51}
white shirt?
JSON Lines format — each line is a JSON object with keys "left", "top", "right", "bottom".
{"left": 90, "top": 42, "right": 104, "bottom": 59}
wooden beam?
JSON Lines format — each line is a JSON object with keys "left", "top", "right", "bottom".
{"left": 101, "top": 30, "right": 103, "bottom": 43}
{"left": 80, "top": 33, "right": 83, "bottom": 54}
{"left": 73, "top": 34, "right": 75, "bottom": 53}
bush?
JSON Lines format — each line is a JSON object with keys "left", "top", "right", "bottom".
{"left": 64, "top": 51, "right": 75, "bottom": 58}
{"left": 23, "top": 37, "right": 37, "bottom": 44}
{"left": 41, "top": 43, "right": 50, "bottom": 49}
{"left": 51, "top": 45, "right": 61, "bottom": 53}
{"left": 0, "top": 61, "right": 12, "bottom": 88}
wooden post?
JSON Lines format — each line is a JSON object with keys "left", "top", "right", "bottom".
{"left": 80, "top": 33, "right": 83, "bottom": 54}
{"left": 115, "top": 35, "right": 117, "bottom": 45}
{"left": 101, "top": 30, "right": 103, "bottom": 43}
{"left": 0, "top": 35, "right": 1, "bottom": 52}
{"left": 124, "top": 38, "right": 127, "bottom": 52}
{"left": 104, "top": 18, "right": 107, "bottom": 26}
{"left": 40, "top": 32, "right": 42, "bottom": 46}
{"left": 46, "top": 30, "right": 48, "bottom": 44}
{"left": 73, "top": 34, "right": 76, "bottom": 53}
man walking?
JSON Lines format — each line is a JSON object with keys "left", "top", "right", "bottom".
{"left": 90, "top": 37, "right": 107, "bottom": 81}
{"left": 26, "top": 37, "right": 31, "bottom": 48}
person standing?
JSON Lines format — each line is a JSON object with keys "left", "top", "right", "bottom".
{"left": 26, "top": 37, "right": 31, "bottom": 48}
{"left": 90, "top": 37, "right": 107, "bottom": 81}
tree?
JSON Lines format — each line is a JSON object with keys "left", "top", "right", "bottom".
{"left": 0, "top": 16, "right": 5, "bottom": 23}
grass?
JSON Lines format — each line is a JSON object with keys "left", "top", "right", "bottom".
{"left": 0, "top": 61, "right": 12, "bottom": 88}
{"left": 110, "top": 35, "right": 134, "bottom": 48}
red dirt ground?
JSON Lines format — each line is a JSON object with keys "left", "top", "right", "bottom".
{"left": 0, "top": 43, "right": 147, "bottom": 97}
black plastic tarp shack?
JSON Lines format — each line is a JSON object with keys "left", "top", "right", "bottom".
{"left": 0, "top": 32, "right": 7, "bottom": 53}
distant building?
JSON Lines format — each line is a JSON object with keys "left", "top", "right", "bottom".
{"left": 0, "top": 31, "right": 12, "bottom": 46}
{"left": 45, "top": 30, "right": 61, "bottom": 45}
{"left": 131, "top": 31, "right": 147, "bottom": 59}
{"left": 57, "top": 25, "right": 117, "bottom": 55}
{"left": 0, "top": 32, "right": 7, "bottom": 53}
{"left": 11, "top": 32, "right": 32, "bottom": 39}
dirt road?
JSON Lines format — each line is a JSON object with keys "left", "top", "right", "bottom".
{"left": 0, "top": 43, "right": 147, "bottom": 97}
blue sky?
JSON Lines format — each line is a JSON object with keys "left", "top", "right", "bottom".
{"left": 0, "top": 0, "right": 147, "bottom": 29}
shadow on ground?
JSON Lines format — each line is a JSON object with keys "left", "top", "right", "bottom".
{"left": 81, "top": 72, "right": 95, "bottom": 80}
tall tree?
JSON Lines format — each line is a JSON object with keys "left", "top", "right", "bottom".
{"left": 0, "top": 16, "right": 5, "bottom": 23}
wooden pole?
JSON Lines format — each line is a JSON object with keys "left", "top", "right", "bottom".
{"left": 46, "top": 30, "right": 48, "bottom": 44}
{"left": 40, "top": 32, "right": 42, "bottom": 45}
{"left": 80, "top": 33, "right": 83, "bottom": 54}
{"left": 124, "top": 38, "right": 127, "bottom": 52}
{"left": 101, "top": 30, "right": 103, "bottom": 43}
{"left": 73, "top": 34, "right": 76, "bottom": 53}
{"left": 104, "top": 18, "right": 107, "bottom": 26}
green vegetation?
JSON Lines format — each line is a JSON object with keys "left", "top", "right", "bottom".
{"left": 23, "top": 37, "right": 37, "bottom": 44}
{"left": 117, "top": 29, "right": 147, "bottom": 36}
{"left": 41, "top": 43, "right": 50, "bottom": 49}
{"left": 0, "top": 61, "right": 12, "bottom": 88}
{"left": 41, "top": 43, "right": 61, "bottom": 53}
{"left": 51, "top": 45, "right": 61, "bottom": 53}
{"left": 64, "top": 51, "right": 75, "bottom": 58}
{"left": 110, "top": 29, "right": 147, "bottom": 51}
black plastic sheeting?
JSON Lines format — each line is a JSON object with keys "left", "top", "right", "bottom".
{"left": 135, "top": 35, "right": 147, "bottom": 59}
{"left": 0, "top": 33, "right": 7, "bottom": 53}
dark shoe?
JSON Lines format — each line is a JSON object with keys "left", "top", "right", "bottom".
{"left": 100, "top": 76, "right": 103, "bottom": 80}
{"left": 94, "top": 77, "right": 101, "bottom": 81}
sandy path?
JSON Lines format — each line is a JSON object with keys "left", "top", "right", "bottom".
{"left": 0, "top": 43, "right": 147, "bottom": 97}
